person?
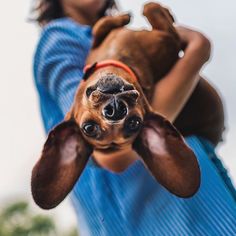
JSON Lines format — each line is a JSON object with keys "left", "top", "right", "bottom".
{"left": 32, "top": 0, "right": 236, "bottom": 235}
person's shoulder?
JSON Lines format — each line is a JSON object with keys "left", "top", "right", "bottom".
{"left": 34, "top": 17, "right": 92, "bottom": 62}
{"left": 33, "top": 18, "right": 92, "bottom": 81}
{"left": 41, "top": 17, "right": 91, "bottom": 40}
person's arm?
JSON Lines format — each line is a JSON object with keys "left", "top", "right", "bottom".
{"left": 151, "top": 26, "right": 211, "bottom": 122}
{"left": 34, "top": 23, "right": 91, "bottom": 115}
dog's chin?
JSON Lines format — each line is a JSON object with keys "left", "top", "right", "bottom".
{"left": 96, "top": 146, "right": 120, "bottom": 154}
{"left": 95, "top": 142, "right": 131, "bottom": 154}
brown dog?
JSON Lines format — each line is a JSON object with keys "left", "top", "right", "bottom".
{"left": 31, "top": 2, "right": 224, "bottom": 209}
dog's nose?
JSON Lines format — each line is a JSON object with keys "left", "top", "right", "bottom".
{"left": 103, "top": 98, "right": 128, "bottom": 121}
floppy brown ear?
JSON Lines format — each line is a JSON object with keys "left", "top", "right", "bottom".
{"left": 31, "top": 120, "right": 92, "bottom": 209}
{"left": 133, "top": 112, "right": 200, "bottom": 197}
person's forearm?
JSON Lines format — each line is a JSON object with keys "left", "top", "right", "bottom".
{"left": 151, "top": 28, "right": 211, "bottom": 122}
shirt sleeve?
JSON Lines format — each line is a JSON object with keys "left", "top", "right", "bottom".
{"left": 34, "top": 22, "right": 91, "bottom": 115}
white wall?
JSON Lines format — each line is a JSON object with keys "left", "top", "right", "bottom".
{"left": 0, "top": 0, "right": 235, "bottom": 230}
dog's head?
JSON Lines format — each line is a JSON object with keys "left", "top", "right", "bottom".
{"left": 31, "top": 60, "right": 200, "bottom": 210}
{"left": 70, "top": 61, "right": 146, "bottom": 152}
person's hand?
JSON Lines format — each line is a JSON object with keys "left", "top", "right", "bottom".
{"left": 176, "top": 25, "right": 212, "bottom": 64}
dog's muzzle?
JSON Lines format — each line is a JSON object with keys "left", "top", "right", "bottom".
{"left": 86, "top": 75, "right": 139, "bottom": 121}
{"left": 98, "top": 76, "right": 130, "bottom": 121}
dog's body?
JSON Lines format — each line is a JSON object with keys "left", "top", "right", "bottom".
{"left": 31, "top": 2, "right": 224, "bottom": 209}
{"left": 87, "top": 3, "right": 224, "bottom": 146}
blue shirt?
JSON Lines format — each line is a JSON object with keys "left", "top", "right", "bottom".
{"left": 34, "top": 17, "right": 236, "bottom": 236}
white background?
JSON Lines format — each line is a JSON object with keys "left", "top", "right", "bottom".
{"left": 0, "top": 0, "right": 235, "bottom": 230}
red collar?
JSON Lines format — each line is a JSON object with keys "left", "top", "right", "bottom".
{"left": 83, "top": 59, "right": 138, "bottom": 82}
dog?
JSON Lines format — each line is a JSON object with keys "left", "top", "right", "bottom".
{"left": 31, "top": 2, "right": 224, "bottom": 209}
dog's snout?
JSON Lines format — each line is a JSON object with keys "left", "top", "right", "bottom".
{"left": 96, "top": 76, "right": 134, "bottom": 94}
{"left": 103, "top": 98, "right": 128, "bottom": 121}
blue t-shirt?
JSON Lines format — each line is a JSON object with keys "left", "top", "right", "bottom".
{"left": 33, "top": 17, "right": 236, "bottom": 236}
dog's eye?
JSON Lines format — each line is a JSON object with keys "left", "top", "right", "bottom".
{"left": 82, "top": 122, "right": 100, "bottom": 137}
{"left": 124, "top": 116, "right": 142, "bottom": 134}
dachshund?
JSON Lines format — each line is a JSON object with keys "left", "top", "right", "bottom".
{"left": 31, "top": 2, "right": 224, "bottom": 209}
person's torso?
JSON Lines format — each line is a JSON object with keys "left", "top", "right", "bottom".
{"left": 71, "top": 136, "right": 236, "bottom": 236}
{"left": 33, "top": 18, "right": 236, "bottom": 236}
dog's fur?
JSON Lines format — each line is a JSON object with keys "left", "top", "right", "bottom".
{"left": 31, "top": 2, "right": 224, "bottom": 209}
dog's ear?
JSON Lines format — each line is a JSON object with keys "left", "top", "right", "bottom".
{"left": 133, "top": 112, "right": 200, "bottom": 197}
{"left": 31, "top": 120, "right": 92, "bottom": 209}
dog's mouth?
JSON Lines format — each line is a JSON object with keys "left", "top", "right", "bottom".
{"left": 96, "top": 141, "right": 130, "bottom": 153}
{"left": 97, "top": 144, "right": 120, "bottom": 153}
